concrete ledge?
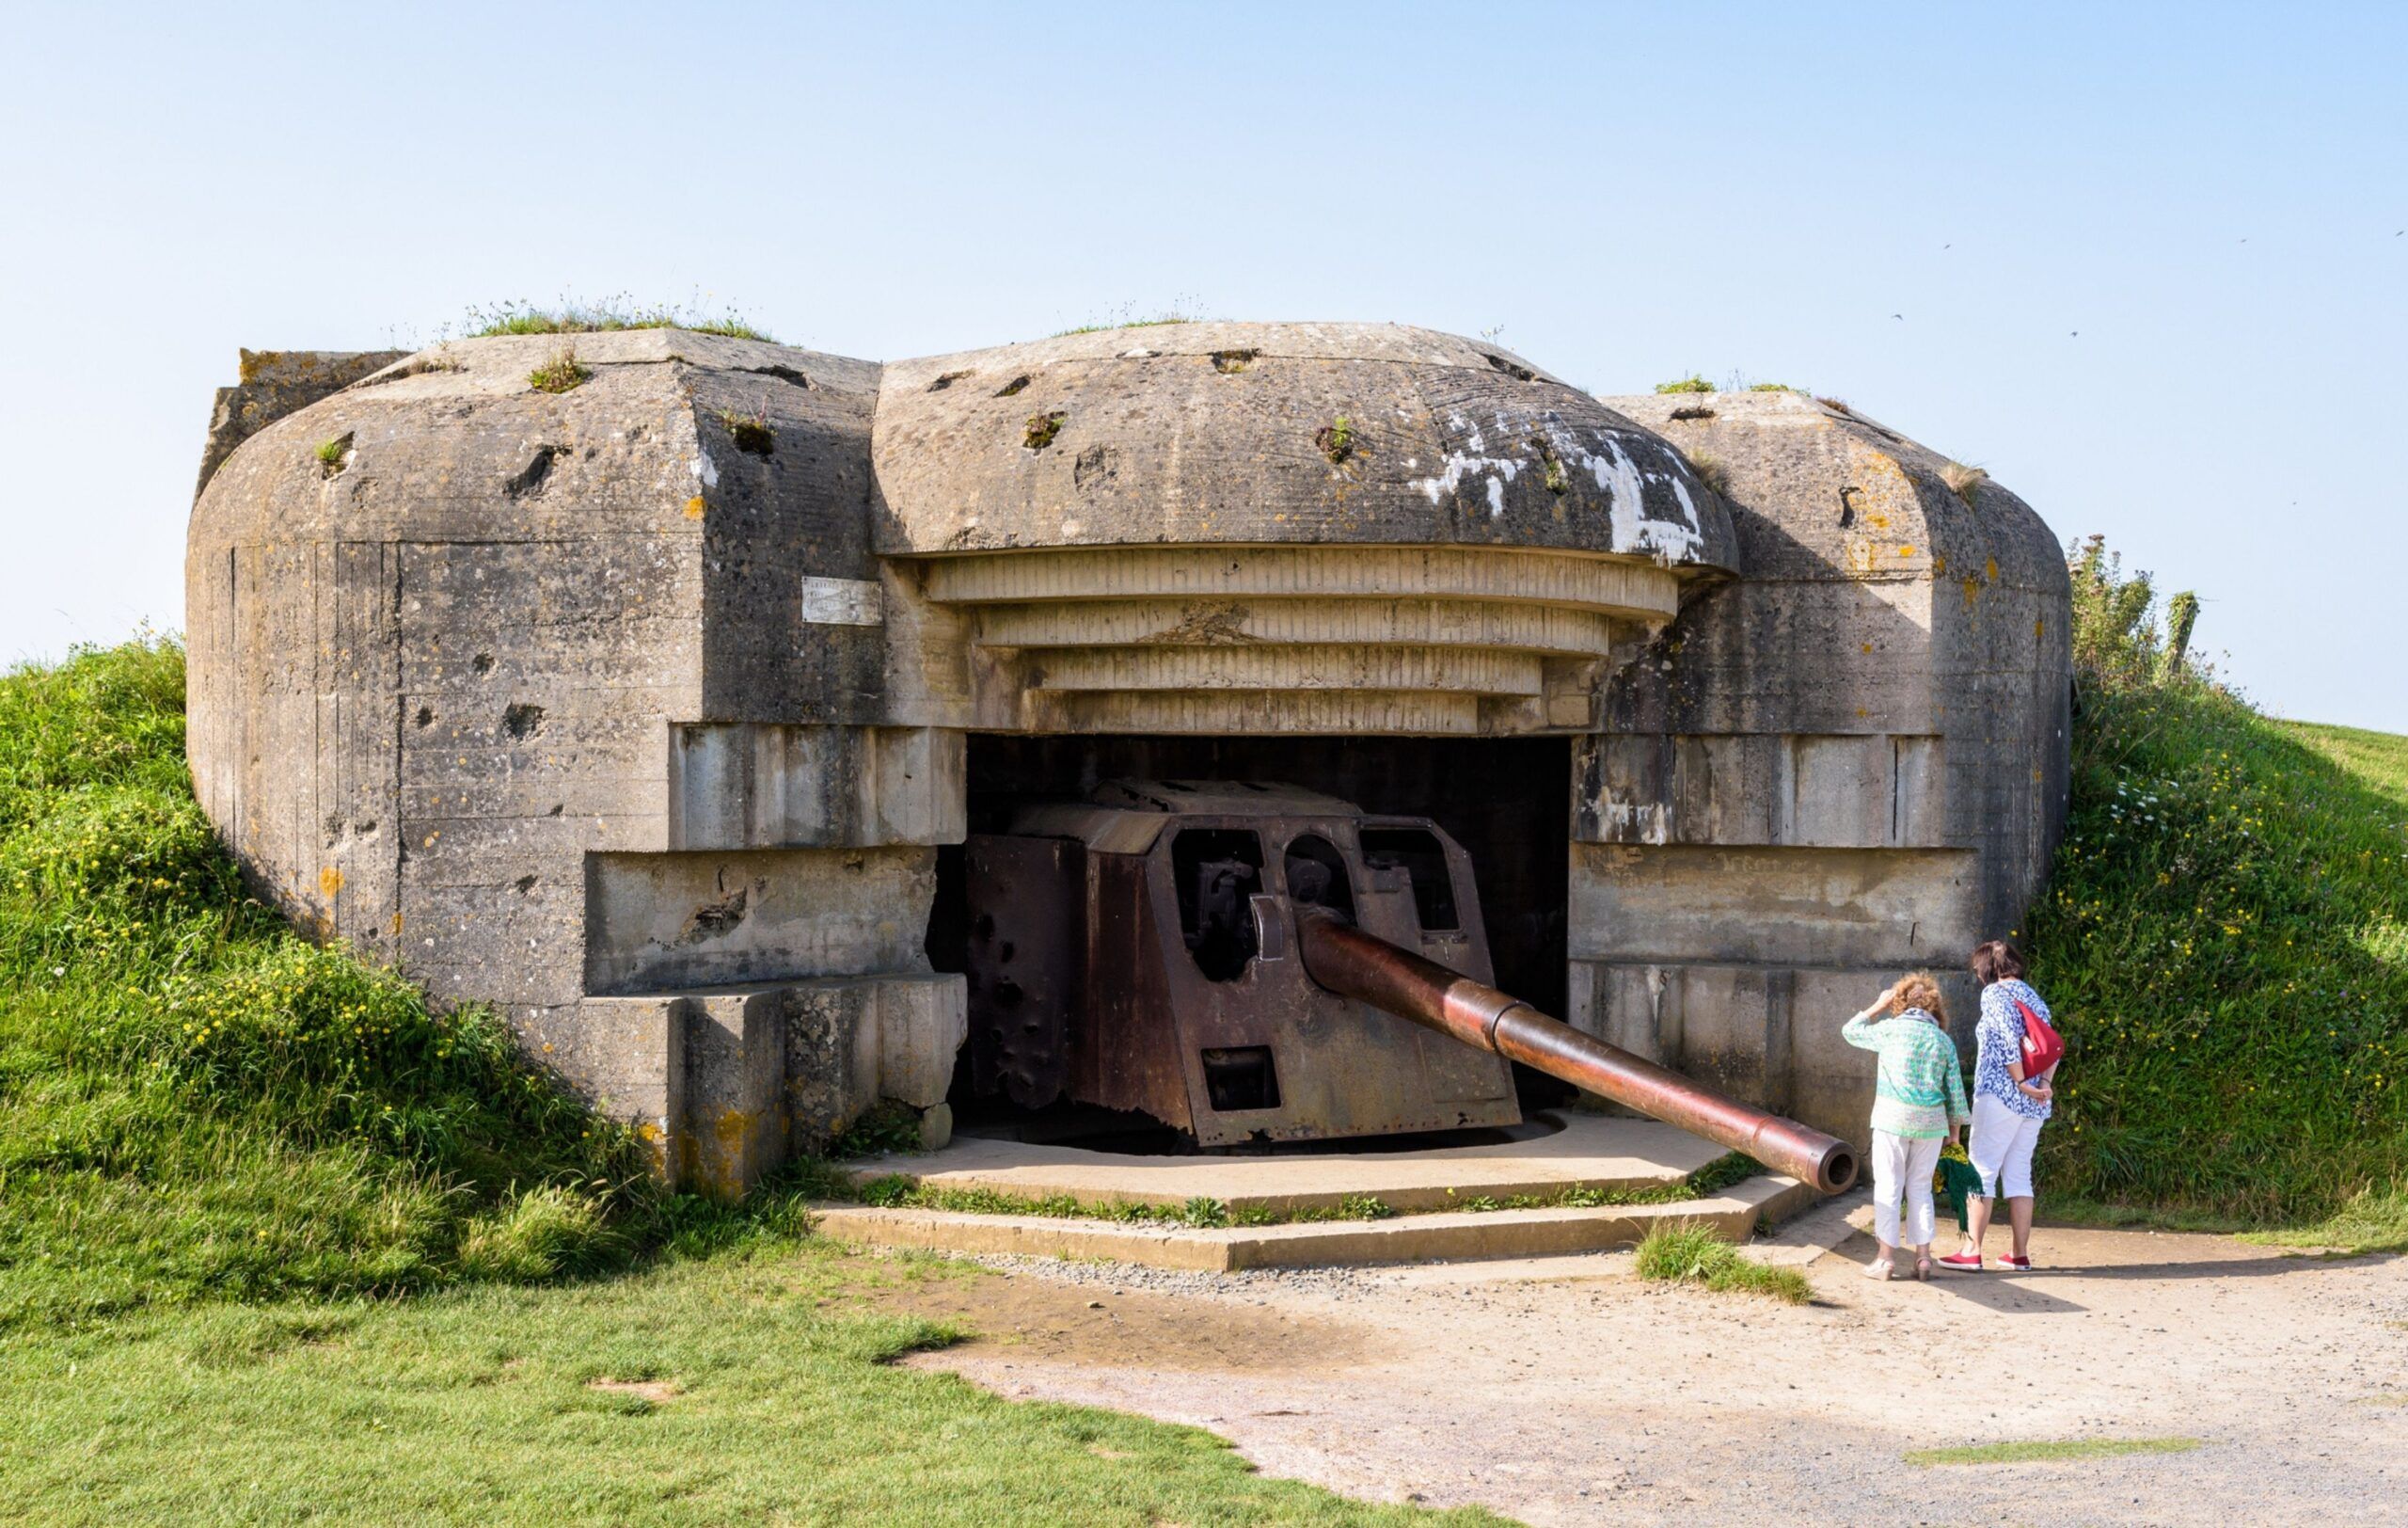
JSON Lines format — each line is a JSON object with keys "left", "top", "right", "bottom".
{"left": 839, "top": 1112, "right": 1725, "bottom": 1217}
{"left": 811, "top": 1171, "right": 1814, "bottom": 1272}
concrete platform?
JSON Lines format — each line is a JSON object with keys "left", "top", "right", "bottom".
{"left": 809, "top": 1114, "right": 1823, "bottom": 1271}
{"left": 836, "top": 1113, "right": 1725, "bottom": 1216}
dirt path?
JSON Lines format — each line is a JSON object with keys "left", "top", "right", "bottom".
{"left": 876, "top": 1217, "right": 2408, "bottom": 1525}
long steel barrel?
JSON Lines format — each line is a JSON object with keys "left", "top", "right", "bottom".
{"left": 1293, "top": 907, "right": 1860, "bottom": 1194}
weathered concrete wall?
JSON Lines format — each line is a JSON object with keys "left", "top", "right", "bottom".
{"left": 194, "top": 348, "right": 408, "bottom": 499}
{"left": 186, "top": 326, "right": 2067, "bottom": 1189}
{"left": 185, "top": 331, "right": 961, "bottom": 1190}
{"left": 1571, "top": 390, "right": 2071, "bottom": 1142}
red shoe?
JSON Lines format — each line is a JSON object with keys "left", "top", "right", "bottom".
{"left": 2000, "top": 1254, "right": 2034, "bottom": 1271}
{"left": 1936, "top": 1251, "right": 1986, "bottom": 1271}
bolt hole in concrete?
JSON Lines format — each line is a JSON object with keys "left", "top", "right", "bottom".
{"left": 471, "top": 653, "right": 495, "bottom": 675}
{"left": 993, "top": 374, "right": 1031, "bottom": 398}
{"left": 413, "top": 706, "right": 434, "bottom": 728}
{"left": 927, "top": 369, "right": 973, "bottom": 391}
{"left": 1314, "top": 418, "right": 1356, "bottom": 466}
{"left": 502, "top": 702, "right": 546, "bottom": 740}
{"left": 503, "top": 445, "right": 557, "bottom": 500}
{"left": 1211, "top": 348, "right": 1258, "bottom": 374}
{"left": 676, "top": 888, "right": 748, "bottom": 945}
{"left": 313, "top": 432, "right": 354, "bottom": 480}
{"left": 1022, "top": 411, "right": 1066, "bottom": 450}
{"left": 718, "top": 407, "right": 775, "bottom": 456}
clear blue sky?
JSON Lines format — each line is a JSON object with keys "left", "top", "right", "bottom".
{"left": 4, "top": 2, "right": 2401, "bottom": 729}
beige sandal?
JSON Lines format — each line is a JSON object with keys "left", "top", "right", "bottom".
{"left": 1861, "top": 1258, "right": 1893, "bottom": 1281}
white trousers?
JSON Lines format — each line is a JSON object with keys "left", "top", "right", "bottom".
{"left": 1969, "top": 1093, "right": 2045, "bottom": 1200}
{"left": 1869, "top": 1130, "right": 1944, "bottom": 1249}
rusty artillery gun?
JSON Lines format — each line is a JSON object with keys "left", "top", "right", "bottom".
{"left": 959, "top": 781, "right": 1859, "bottom": 1194}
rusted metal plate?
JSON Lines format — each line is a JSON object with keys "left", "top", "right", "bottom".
{"left": 962, "top": 834, "right": 1082, "bottom": 1108}
{"left": 1073, "top": 851, "right": 1191, "bottom": 1127}
{"left": 1134, "top": 807, "right": 1517, "bottom": 1144}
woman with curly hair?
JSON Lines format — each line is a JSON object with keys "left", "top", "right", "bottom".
{"left": 1841, "top": 971, "right": 1969, "bottom": 1281}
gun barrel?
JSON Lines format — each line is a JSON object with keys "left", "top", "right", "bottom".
{"left": 1294, "top": 907, "right": 1860, "bottom": 1194}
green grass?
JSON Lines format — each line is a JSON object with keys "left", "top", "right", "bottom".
{"left": 0, "top": 1238, "right": 1497, "bottom": 1526}
{"left": 1903, "top": 1438, "right": 2200, "bottom": 1468}
{"left": 2288, "top": 721, "right": 2408, "bottom": 804}
{"left": 1053, "top": 310, "right": 1197, "bottom": 336}
{"left": 1631, "top": 1221, "right": 1811, "bottom": 1303}
{"left": 0, "top": 638, "right": 1487, "bottom": 1523}
{"left": 2028, "top": 541, "right": 2408, "bottom": 1237}
{"left": 527, "top": 347, "right": 593, "bottom": 394}
{"left": 1653, "top": 374, "right": 1715, "bottom": 393}
{"left": 0, "top": 638, "right": 828, "bottom": 1331}
{"left": 467, "top": 295, "right": 773, "bottom": 342}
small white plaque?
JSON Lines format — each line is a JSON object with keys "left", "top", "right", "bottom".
{"left": 801, "top": 577, "right": 883, "bottom": 627}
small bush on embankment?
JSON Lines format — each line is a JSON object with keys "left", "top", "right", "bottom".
{"left": 0, "top": 638, "right": 670, "bottom": 1329}
{"left": 2027, "top": 542, "right": 2408, "bottom": 1240}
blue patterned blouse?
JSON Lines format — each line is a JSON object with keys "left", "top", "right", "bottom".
{"left": 1974, "top": 978, "right": 2054, "bottom": 1121}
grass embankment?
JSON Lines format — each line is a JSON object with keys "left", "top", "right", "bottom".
{"left": 0, "top": 638, "right": 670, "bottom": 1330}
{"left": 2028, "top": 543, "right": 2408, "bottom": 1249}
{"left": 0, "top": 639, "right": 1484, "bottom": 1526}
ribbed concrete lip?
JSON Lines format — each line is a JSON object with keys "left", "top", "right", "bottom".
{"left": 809, "top": 1173, "right": 1819, "bottom": 1273}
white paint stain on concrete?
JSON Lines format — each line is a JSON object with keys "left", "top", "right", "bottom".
{"left": 1406, "top": 422, "right": 1708, "bottom": 558}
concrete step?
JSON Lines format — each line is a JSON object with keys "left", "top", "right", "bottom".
{"left": 836, "top": 1112, "right": 1726, "bottom": 1218}
{"left": 810, "top": 1171, "right": 1816, "bottom": 1272}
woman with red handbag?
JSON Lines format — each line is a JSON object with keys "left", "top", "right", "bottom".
{"left": 1938, "top": 939, "right": 2062, "bottom": 1271}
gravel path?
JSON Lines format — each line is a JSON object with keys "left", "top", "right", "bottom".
{"left": 882, "top": 1223, "right": 2408, "bottom": 1525}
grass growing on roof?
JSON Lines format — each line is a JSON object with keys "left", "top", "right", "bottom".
{"left": 2027, "top": 538, "right": 2408, "bottom": 1238}
{"left": 467, "top": 294, "right": 773, "bottom": 342}
{"left": 1654, "top": 374, "right": 1715, "bottom": 393}
{"left": 527, "top": 346, "right": 591, "bottom": 394}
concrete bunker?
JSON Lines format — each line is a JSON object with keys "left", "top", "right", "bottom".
{"left": 185, "top": 324, "right": 2070, "bottom": 1196}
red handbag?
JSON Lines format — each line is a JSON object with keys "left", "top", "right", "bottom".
{"left": 2015, "top": 997, "right": 2064, "bottom": 1076}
